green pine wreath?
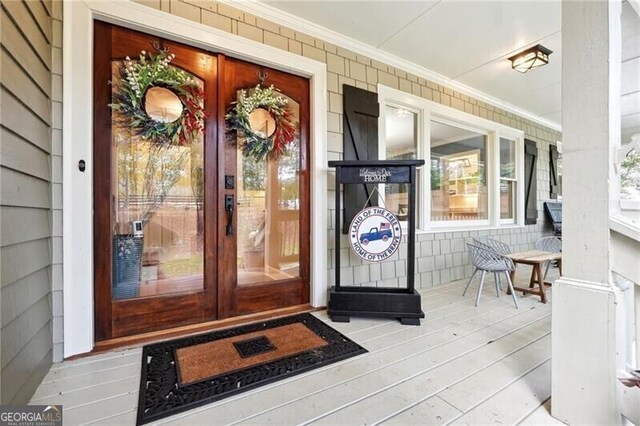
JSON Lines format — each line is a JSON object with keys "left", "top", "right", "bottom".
{"left": 225, "top": 84, "right": 296, "bottom": 161}
{"left": 110, "top": 50, "right": 205, "bottom": 146}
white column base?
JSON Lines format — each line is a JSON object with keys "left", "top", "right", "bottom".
{"left": 551, "top": 278, "right": 624, "bottom": 424}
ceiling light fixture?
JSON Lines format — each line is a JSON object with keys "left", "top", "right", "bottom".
{"left": 508, "top": 44, "right": 553, "bottom": 74}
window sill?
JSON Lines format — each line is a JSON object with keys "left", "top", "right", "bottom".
{"left": 401, "top": 223, "right": 526, "bottom": 235}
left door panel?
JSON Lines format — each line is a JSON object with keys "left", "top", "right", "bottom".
{"left": 93, "top": 22, "right": 218, "bottom": 339}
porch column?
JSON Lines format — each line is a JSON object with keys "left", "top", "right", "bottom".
{"left": 552, "top": 1, "right": 623, "bottom": 424}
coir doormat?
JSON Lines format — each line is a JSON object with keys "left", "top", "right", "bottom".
{"left": 136, "top": 313, "right": 367, "bottom": 424}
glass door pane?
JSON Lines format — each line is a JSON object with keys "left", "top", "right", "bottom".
{"left": 236, "top": 94, "right": 301, "bottom": 286}
{"left": 111, "top": 60, "right": 204, "bottom": 300}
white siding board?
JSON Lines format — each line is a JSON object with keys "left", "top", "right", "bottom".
{"left": 1, "top": 167, "right": 51, "bottom": 208}
{"left": 1, "top": 13, "right": 51, "bottom": 95}
{"left": 1, "top": 323, "right": 52, "bottom": 404}
{"left": 1, "top": 239, "right": 51, "bottom": 287}
{"left": 0, "top": 129, "right": 51, "bottom": 181}
{"left": 1, "top": 268, "right": 50, "bottom": 327}
{"left": 450, "top": 361, "right": 551, "bottom": 425}
{"left": 1, "top": 295, "right": 52, "bottom": 369}
{"left": 1, "top": 90, "right": 51, "bottom": 153}
{"left": 2, "top": 53, "right": 52, "bottom": 124}
{"left": 2, "top": 1, "right": 51, "bottom": 66}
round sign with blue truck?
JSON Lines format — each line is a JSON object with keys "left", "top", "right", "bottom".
{"left": 349, "top": 207, "right": 402, "bottom": 262}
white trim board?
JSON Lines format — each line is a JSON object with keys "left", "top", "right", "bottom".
{"left": 63, "top": 0, "right": 328, "bottom": 358}
{"left": 222, "top": 0, "right": 562, "bottom": 133}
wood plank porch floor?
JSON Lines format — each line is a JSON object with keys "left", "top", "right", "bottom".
{"left": 31, "top": 268, "right": 564, "bottom": 425}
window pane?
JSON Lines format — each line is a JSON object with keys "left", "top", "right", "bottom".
{"left": 385, "top": 105, "right": 418, "bottom": 219}
{"left": 500, "top": 180, "right": 516, "bottom": 219}
{"left": 500, "top": 138, "right": 516, "bottom": 179}
{"left": 430, "top": 121, "right": 488, "bottom": 221}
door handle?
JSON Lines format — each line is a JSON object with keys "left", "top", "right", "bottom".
{"left": 225, "top": 195, "right": 234, "bottom": 236}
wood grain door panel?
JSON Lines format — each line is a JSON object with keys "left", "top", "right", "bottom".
{"left": 218, "top": 57, "right": 310, "bottom": 319}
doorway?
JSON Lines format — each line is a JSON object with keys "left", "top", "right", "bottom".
{"left": 93, "top": 22, "right": 310, "bottom": 340}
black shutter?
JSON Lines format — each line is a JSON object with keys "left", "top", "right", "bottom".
{"left": 342, "top": 85, "right": 379, "bottom": 233}
{"left": 549, "top": 144, "right": 560, "bottom": 199}
{"left": 524, "top": 139, "right": 538, "bottom": 225}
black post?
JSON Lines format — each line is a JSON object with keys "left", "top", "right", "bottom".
{"left": 407, "top": 164, "right": 416, "bottom": 293}
{"left": 334, "top": 166, "right": 341, "bottom": 291}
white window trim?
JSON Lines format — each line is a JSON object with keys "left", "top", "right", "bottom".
{"left": 378, "top": 85, "right": 525, "bottom": 232}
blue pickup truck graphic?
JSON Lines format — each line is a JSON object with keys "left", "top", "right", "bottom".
{"left": 359, "top": 225, "right": 392, "bottom": 245}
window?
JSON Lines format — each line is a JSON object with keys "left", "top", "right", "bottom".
{"left": 378, "top": 85, "right": 525, "bottom": 230}
{"left": 430, "top": 121, "right": 488, "bottom": 222}
{"left": 382, "top": 105, "right": 419, "bottom": 222}
{"left": 500, "top": 137, "right": 517, "bottom": 221}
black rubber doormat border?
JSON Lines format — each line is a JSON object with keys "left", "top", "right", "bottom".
{"left": 136, "top": 313, "right": 367, "bottom": 424}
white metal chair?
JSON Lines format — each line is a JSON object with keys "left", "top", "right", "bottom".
{"left": 471, "top": 237, "right": 511, "bottom": 291}
{"left": 472, "top": 236, "right": 511, "bottom": 255}
{"left": 464, "top": 242, "right": 519, "bottom": 308}
{"left": 535, "top": 235, "right": 562, "bottom": 279}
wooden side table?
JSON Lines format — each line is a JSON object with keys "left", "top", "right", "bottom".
{"left": 506, "top": 250, "right": 562, "bottom": 304}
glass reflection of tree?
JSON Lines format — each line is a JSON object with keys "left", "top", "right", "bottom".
{"left": 277, "top": 141, "right": 300, "bottom": 206}
{"left": 242, "top": 156, "right": 267, "bottom": 191}
{"left": 117, "top": 133, "right": 189, "bottom": 230}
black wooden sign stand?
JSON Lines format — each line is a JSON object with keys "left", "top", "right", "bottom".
{"left": 328, "top": 159, "right": 425, "bottom": 325}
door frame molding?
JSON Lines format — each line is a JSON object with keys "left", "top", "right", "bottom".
{"left": 63, "top": 0, "right": 328, "bottom": 358}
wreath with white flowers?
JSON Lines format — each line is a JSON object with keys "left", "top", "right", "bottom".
{"left": 109, "top": 50, "right": 205, "bottom": 146}
{"left": 225, "top": 84, "right": 296, "bottom": 161}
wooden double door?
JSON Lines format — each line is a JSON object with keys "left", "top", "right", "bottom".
{"left": 93, "top": 22, "right": 310, "bottom": 340}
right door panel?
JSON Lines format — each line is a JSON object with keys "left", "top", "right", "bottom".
{"left": 218, "top": 56, "right": 310, "bottom": 318}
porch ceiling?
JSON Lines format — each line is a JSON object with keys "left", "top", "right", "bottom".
{"left": 256, "top": 0, "right": 640, "bottom": 142}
